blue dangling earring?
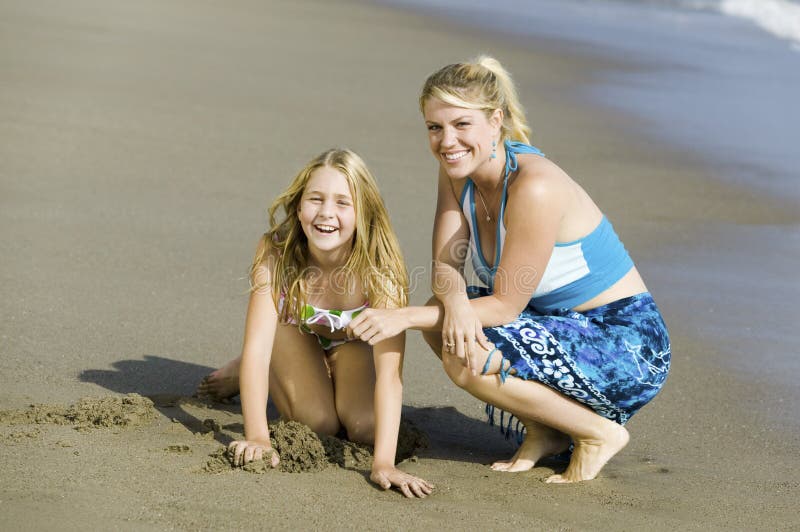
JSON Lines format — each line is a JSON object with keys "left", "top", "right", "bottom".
{"left": 490, "top": 140, "right": 497, "bottom": 159}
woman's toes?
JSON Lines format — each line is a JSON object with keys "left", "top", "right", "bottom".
{"left": 490, "top": 460, "right": 512, "bottom": 471}
{"left": 505, "top": 458, "right": 535, "bottom": 472}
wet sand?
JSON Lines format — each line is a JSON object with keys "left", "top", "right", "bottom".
{"left": 1, "top": 0, "right": 798, "bottom": 529}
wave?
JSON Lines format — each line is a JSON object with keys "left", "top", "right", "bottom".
{"left": 658, "top": 0, "right": 800, "bottom": 46}
{"left": 618, "top": 0, "right": 800, "bottom": 47}
{"left": 717, "top": 0, "right": 800, "bottom": 47}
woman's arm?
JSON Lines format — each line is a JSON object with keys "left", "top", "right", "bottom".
{"left": 431, "top": 166, "right": 470, "bottom": 305}
{"left": 370, "top": 331, "right": 434, "bottom": 498}
{"left": 469, "top": 159, "right": 568, "bottom": 326}
{"left": 429, "top": 167, "right": 493, "bottom": 362}
{"left": 229, "top": 242, "right": 281, "bottom": 467}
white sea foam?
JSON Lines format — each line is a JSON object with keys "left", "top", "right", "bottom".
{"left": 718, "top": 0, "right": 800, "bottom": 45}
{"left": 629, "top": 0, "right": 800, "bottom": 46}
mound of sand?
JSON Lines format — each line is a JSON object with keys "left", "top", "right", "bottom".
{"left": 203, "top": 418, "right": 428, "bottom": 474}
{"left": 0, "top": 393, "right": 157, "bottom": 430}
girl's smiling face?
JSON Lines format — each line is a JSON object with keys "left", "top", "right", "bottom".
{"left": 297, "top": 166, "right": 357, "bottom": 261}
{"left": 423, "top": 97, "right": 502, "bottom": 180}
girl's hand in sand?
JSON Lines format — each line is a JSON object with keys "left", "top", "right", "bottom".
{"left": 347, "top": 308, "right": 409, "bottom": 345}
{"left": 441, "top": 300, "right": 491, "bottom": 373}
{"left": 228, "top": 439, "right": 280, "bottom": 468}
{"left": 370, "top": 466, "right": 434, "bottom": 498}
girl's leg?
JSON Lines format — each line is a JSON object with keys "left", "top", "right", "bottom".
{"left": 197, "top": 356, "right": 242, "bottom": 400}
{"left": 267, "top": 324, "right": 340, "bottom": 436}
{"left": 326, "top": 341, "right": 376, "bottom": 445}
{"left": 422, "top": 328, "right": 571, "bottom": 472}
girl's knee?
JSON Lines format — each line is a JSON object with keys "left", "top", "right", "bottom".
{"left": 307, "top": 414, "right": 341, "bottom": 436}
{"left": 340, "top": 412, "right": 375, "bottom": 445}
{"left": 286, "top": 406, "right": 340, "bottom": 436}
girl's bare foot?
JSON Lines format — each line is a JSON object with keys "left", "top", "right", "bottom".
{"left": 491, "top": 423, "right": 571, "bottom": 472}
{"left": 196, "top": 357, "right": 241, "bottom": 401}
{"left": 546, "top": 421, "right": 629, "bottom": 483}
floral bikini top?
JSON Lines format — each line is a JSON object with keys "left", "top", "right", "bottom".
{"left": 279, "top": 297, "right": 369, "bottom": 350}
{"left": 296, "top": 302, "right": 369, "bottom": 332}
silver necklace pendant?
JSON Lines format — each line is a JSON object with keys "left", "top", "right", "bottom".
{"left": 486, "top": 215, "right": 491, "bottom": 222}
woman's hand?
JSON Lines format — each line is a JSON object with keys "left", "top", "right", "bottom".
{"left": 441, "top": 299, "right": 492, "bottom": 373}
{"left": 370, "top": 466, "right": 434, "bottom": 498}
{"left": 227, "top": 439, "right": 280, "bottom": 468}
{"left": 347, "top": 308, "right": 409, "bottom": 346}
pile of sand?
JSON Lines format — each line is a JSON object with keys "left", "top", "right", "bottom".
{"left": 0, "top": 393, "right": 157, "bottom": 431}
{"left": 203, "top": 419, "right": 427, "bottom": 474}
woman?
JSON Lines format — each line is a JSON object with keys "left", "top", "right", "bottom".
{"left": 348, "top": 57, "right": 670, "bottom": 483}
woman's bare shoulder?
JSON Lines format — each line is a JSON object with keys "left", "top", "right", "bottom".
{"left": 512, "top": 155, "right": 573, "bottom": 203}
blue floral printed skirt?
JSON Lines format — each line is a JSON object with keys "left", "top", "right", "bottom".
{"left": 468, "top": 287, "right": 670, "bottom": 434}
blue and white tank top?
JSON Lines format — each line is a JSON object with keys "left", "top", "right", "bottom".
{"left": 461, "top": 140, "right": 634, "bottom": 313}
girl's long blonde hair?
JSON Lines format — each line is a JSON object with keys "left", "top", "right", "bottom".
{"left": 419, "top": 55, "right": 532, "bottom": 144}
{"left": 251, "top": 149, "right": 408, "bottom": 324}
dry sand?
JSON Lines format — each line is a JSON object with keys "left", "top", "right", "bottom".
{"left": 1, "top": 0, "right": 798, "bottom": 530}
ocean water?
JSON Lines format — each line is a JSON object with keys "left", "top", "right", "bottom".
{"left": 653, "top": 0, "right": 800, "bottom": 48}
{"left": 379, "top": 0, "right": 800, "bottom": 202}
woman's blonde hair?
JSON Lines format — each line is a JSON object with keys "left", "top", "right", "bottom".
{"left": 251, "top": 149, "right": 408, "bottom": 324}
{"left": 419, "top": 55, "right": 531, "bottom": 144}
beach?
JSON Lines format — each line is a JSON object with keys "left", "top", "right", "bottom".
{"left": 1, "top": 0, "right": 798, "bottom": 530}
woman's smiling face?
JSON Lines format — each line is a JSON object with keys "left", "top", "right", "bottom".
{"left": 297, "top": 166, "right": 356, "bottom": 259}
{"left": 423, "top": 97, "right": 502, "bottom": 179}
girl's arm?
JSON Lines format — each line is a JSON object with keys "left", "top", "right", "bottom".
{"left": 229, "top": 242, "right": 281, "bottom": 467}
{"left": 370, "top": 330, "right": 434, "bottom": 498}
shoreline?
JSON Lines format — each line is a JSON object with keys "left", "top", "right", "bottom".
{"left": 377, "top": 0, "right": 800, "bottom": 205}
{"left": 1, "top": 0, "right": 797, "bottom": 529}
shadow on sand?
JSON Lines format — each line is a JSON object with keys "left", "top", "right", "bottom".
{"left": 80, "top": 354, "right": 520, "bottom": 465}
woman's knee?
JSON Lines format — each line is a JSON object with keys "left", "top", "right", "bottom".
{"left": 422, "top": 329, "right": 442, "bottom": 353}
{"left": 442, "top": 354, "right": 475, "bottom": 389}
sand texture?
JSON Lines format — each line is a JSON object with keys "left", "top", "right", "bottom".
{"left": 202, "top": 419, "right": 425, "bottom": 474}
{"left": 1, "top": 0, "right": 798, "bottom": 530}
{"left": 0, "top": 394, "right": 156, "bottom": 431}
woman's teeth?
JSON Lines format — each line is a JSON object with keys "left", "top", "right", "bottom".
{"left": 315, "top": 224, "right": 337, "bottom": 233}
{"left": 444, "top": 150, "right": 468, "bottom": 161}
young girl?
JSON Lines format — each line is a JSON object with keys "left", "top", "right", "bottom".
{"left": 347, "top": 57, "right": 670, "bottom": 483}
{"left": 199, "top": 148, "right": 433, "bottom": 498}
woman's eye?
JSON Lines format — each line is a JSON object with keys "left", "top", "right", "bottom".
{"left": 427, "top": 125, "right": 441, "bottom": 131}
{"left": 337, "top": 200, "right": 351, "bottom": 207}
{"left": 457, "top": 121, "right": 470, "bottom": 128}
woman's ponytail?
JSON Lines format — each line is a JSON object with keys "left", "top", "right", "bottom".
{"left": 475, "top": 56, "right": 531, "bottom": 144}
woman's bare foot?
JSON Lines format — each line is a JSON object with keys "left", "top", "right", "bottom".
{"left": 546, "top": 421, "right": 629, "bottom": 483}
{"left": 491, "top": 423, "right": 571, "bottom": 472}
{"left": 196, "top": 357, "right": 241, "bottom": 401}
